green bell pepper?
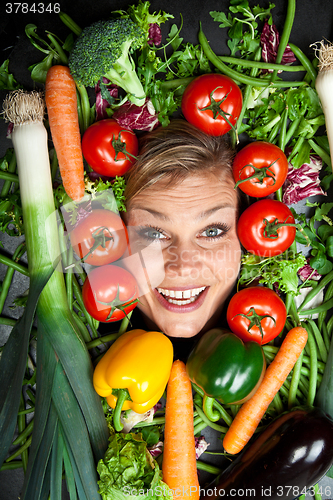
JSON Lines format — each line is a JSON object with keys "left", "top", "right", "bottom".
{"left": 186, "top": 328, "right": 266, "bottom": 421}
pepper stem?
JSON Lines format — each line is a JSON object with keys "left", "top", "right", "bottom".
{"left": 112, "top": 388, "right": 130, "bottom": 431}
{"left": 203, "top": 395, "right": 221, "bottom": 422}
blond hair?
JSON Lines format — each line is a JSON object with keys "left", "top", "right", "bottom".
{"left": 124, "top": 119, "right": 237, "bottom": 203}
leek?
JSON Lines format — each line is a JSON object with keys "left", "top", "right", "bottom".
{"left": 313, "top": 41, "right": 333, "bottom": 420}
{"left": 1, "top": 90, "right": 108, "bottom": 498}
{"left": 314, "top": 40, "right": 333, "bottom": 168}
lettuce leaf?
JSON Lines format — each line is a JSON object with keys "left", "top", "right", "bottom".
{"left": 97, "top": 419, "right": 173, "bottom": 500}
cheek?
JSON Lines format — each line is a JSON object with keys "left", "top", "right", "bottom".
{"left": 204, "top": 237, "right": 242, "bottom": 282}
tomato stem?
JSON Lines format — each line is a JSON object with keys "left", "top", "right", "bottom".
{"left": 112, "top": 131, "right": 138, "bottom": 162}
{"left": 234, "top": 160, "right": 278, "bottom": 189}
{"left": 197, "top": 86, "right": 239, "bottom": 143}
{"left": 232, "top": 307, "right": 276, "bottom": 339}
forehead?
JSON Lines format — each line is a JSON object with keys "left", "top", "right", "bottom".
{"left": 126, "top": 172, "right": 239, "bottom": 215}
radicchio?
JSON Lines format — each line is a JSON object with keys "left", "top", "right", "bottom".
{"left": 282, "top": 156, "right": 326, "bottom": 205}
{"left": 298, "top": 259, "right": 322, "bottom": 282}
{"left": 148, "top": 23, "right": 162, "bottom": 46}
{"left": 195, "top": 435, "right": 210, "bottom": 459}
{"left": 260, "top": 21, "right": 296, "bottom": 71}
{"left": 112, "top": 98, "right": 160, "bottom": 132}
{"left": 95, "top": 78, "right": 118, "bottom": 120}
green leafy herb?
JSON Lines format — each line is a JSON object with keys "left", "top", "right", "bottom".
{"left": 239, "top": 251, "right": 307, "bottom": 296}
{"left": 0, "top": 60, "right": 22, "bottom": 90}
{"left": 292, "top": 202, "right": 333, "bottom": 274}
{"left": 210, "top": 0, "right": 275, "bottom": 57}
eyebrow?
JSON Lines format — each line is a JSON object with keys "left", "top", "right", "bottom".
{"left": 130, "top": 204, "right": 237, "bottom": 221}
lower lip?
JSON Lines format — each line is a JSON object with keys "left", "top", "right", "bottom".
{"left": 153, "top": 287, "right": 209, "bottom": 313}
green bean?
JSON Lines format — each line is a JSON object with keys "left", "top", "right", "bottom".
{"left": 72, "top": 274, "right": 99, "bottom": 338}
{"left": 219, "top": 55, "right": 305, "bottom": 73}
{"left": 5, "top": 436, "right": 32, "bottom": 462}
{"left": 76, "top": 83, "right": 91, "bottom": 133}
{"left": 322, "top": 321, "right": 330, "bottom": 352}
{"left": 198, "top": 25, "right": 305, "bottom": 89}
{"left": 307, "top": 319, "right": 327, "bottom": 363}
{"left": 298, "top": 271, "right": 333, "bottom": 308}
{"left": 196, "top": 460, "right": 222, "bottom": 475}
{"left": 0, "top": 461, "right": 23, "bottom": 471}
{"left": 303, "top": 325, "right": 318, "bottom": 406}
{"left": 193, "top": 415, "right": 203, "bottom": 427}
{"left": 59, "top": 11, "right": 82, "bottom": 35}
{"left": 193, "top": 421, "right": 208, "bottom": 436}
{"left": 318, "top": 279, "right": 333, "bottom": 332}
{"left": 192, "top": 384, "right": 233, "bottom": 426}
{"left": 194, "top": 405, "right": 228, "bottom": 434}
{"left": 0, "top": 151, "right": 17, "bottom": 196}
{"left": 71, "top": 310, "right": 92, "bottom": 343}
{"left": 76, "top": 87, "right": 84, "bottom": 134}
{"left": 0, "top": 317, "right": 16, "bottom": 327}
{"left": 284, "top": 116, "right": 303, "bottom": 147}
{"left": 0, "top": 171, "right": 19, "bottom": 183}
{"left": 278, "top": 107, "right": 289, "bottom": 152}
{"left": 327, "top": 314, "right": 333, "bottom": 339}
{"left": 203, "top": 395, "right": 221, "bottom": 422}
{"left": 0, "top": 242, "right": 26, "bottom": 314}
{"left": 17, "top": 393, "right": 28, "bottom": 471}
{"left": 86, "top": 331, "right": 123, "bottom": 349}
{"left": 272, "top": 392, "right": 284, "bottom": 413}
{"left": 289, "top": 43, "right": 317, "bottom": 85}
{"left": 308, "top": 138, "right": 332, "bottom": 167}
{"left": 267, "top": 118, "right": 281, "bottom": 144}
{"left": 47, "top": 33, "right": 68, "bottom": 64}
{"left": 133, "top": 416, "right": 166, "bottom": 428}
{"left": 17, "top": 408, "right": 34, "bottom": 416}
{"left": 236, "top": 47, "right": 261, "bottom": 136}
{"left": 299, "top": 297, "right": 333, "bottom": 316}
{"left": 288, "top": 136, "right": 305, "bottom": 162}
{"left": 0, "top": 253, "right": 29, "bottom": 277}
{"left": 288, "top": 349, "right": 304, "bottom": 408}
{"left": 13, "top": 419, "right": 34, "bottom": 446}
{"left": 270, "top": 0, "right": 296, "bottom": 82}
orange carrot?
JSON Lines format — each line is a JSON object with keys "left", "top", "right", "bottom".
{"left": 162, "top": 360, "right": 199, "bottom": 500}
{"left": 223, "top": 326, "right": 308, "bottom": 455}
{"left": 45, "top": 65, "right": 85, "bottom": 201}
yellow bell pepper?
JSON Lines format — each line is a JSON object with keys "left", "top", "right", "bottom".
{"left": 93, "top": 329, "right": 173, "bottom": 430}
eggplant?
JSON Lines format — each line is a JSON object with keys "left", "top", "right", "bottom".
{"left": 201, "top": 407, "right": 333, "bottom": 500}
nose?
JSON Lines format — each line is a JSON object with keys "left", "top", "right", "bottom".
{"left": 163, "top": 239, "right": 205, "bottom": 280}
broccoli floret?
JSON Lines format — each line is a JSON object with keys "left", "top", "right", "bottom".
{"left": 68, "top": 18, "right": 146, "bottom": 106}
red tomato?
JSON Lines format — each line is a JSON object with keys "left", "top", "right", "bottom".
{"left": 233, "top": 141, "right": 289, "bottom": 197}
{"left": 237, "top": 199, "right": 296, "bottom": 257}
{"left": 70, "top": 209, "right": 128, "bottom": 266}
{"left": 227, "top": 286, "right": 287, "bottom": 345}
{"left": 181, "top": 74, "right": 243, "bottom": 136}
{"left": 82, "top": 265, "right": 138, "bottom": 322}
{"left": 81, "top": 119, "right": 138, "bottom": 177}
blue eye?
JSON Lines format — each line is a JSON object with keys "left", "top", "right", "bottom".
{"left": 203, "top": 227, "right": 223, "bottom": 238}
{"left": 137, "top": 226, "right": 167, "bottom": 241}
{"left": 200, "top": 223, "right": 230, "bottom": 239}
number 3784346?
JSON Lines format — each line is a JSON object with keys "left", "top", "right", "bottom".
{"left": 5, "top": 3, "right": 60, "bottom": 13}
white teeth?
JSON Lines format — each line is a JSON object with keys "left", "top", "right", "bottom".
{"left": 157, "top": 286, "right": 206, "bottom": 305}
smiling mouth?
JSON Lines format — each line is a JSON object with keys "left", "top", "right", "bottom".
{"left": 156, "top": 286, "right": 207, "bottom": 306}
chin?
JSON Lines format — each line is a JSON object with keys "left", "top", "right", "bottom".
{"left": 138, "top": 304, "right": 221, "bottom": 339}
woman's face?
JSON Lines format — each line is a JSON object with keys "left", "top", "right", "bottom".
{"left": 124, "top": 172, "right": 241, "bottom": 338}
